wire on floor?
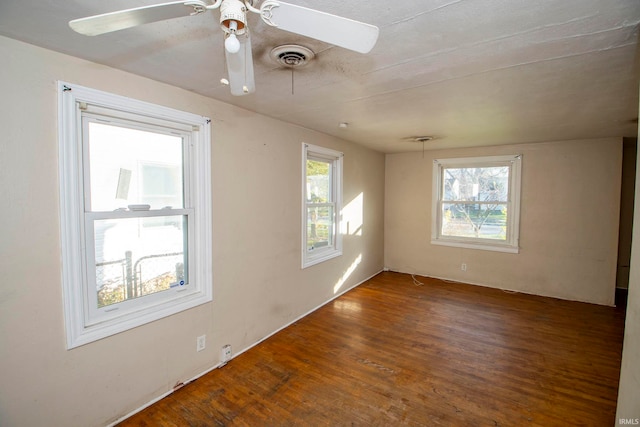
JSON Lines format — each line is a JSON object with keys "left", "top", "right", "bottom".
{"left": 411, "top": 274, "right": 424, "bottom": 286}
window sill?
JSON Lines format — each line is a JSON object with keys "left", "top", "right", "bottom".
{"left": 302, "top": 249, "right": 342, "bottom": 269}
{"left": 431, "top": 239, "right": 519, "bottom": 254}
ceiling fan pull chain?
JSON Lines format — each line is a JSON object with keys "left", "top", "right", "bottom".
{"left": 221, "top": 31, "right": 229, "bottom": 86}
{"left": 244, "top": 30, "right": 251, "bottom": 94}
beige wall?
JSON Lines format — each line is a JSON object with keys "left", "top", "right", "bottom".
{"left": 385, "top": 139, "right": 622, "bottom": 305}
{"left": 0, "top": 36, "right": 385, "bottom": 427}
{"left": 616, "top": 137, "right": 637, "bottom": 289}
{"left": 615, "top": 88, "right": 640, "bottom": 424}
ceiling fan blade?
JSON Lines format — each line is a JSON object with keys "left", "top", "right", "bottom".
{"left": 261, "top": 1, "right": 379, "bottom": 54}
{"left": 225, "top": 32, "right": 255, "bottom": 96}
{"left": 69, "top": 0, "right": 207, "bottom": 36}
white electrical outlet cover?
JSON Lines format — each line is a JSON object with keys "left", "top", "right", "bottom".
{"left": 196, "top": 335, "right": 206, "bottom": 352}
{"left": 221, "top": 344, "right": 232, "bottom": 362}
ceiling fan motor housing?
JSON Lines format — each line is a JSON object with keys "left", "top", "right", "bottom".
{"left": 220, "top": 0, "right": 247, "bottom": 34}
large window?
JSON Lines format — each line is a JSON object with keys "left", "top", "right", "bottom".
{"left": 302, "top": 143, "right": 343, "bottom": 268}
{"left": 432, "top": 155, "right": 522, "bottom": 253}
{"left": 58, "top": 82, "right": 212, "bottom": 348}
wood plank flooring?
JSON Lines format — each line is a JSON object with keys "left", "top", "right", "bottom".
{"left": 119, "top": 272, "right": 626, "bottom": 426}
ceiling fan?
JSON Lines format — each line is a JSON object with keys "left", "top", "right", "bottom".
{"left": 69, "top": 0, "right": 379, "bottom": 96}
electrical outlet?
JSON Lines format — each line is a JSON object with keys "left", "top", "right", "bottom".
{"left": 221, "top": 344, "right": 232, "bottom": 363}
{"left": 196, "top": 335, "right": 206, "bottom": 352}
{"left": 461, "top": 263, "right": 467, "bottom": 271}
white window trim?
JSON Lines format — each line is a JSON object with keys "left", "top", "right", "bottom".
{"left": 302, "top": 143, "right": 343, "bottom": 268}
{"left": 431, "top": 154, "right": 522, "bottom": 253}
{"left": 58, "top": 82, "right": 212, "bottom": 349}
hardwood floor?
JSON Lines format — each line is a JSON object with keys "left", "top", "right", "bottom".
{"left": 119, "top": 272, "right": 626, "bottom": 426}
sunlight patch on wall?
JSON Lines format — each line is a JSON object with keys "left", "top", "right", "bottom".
{"left": 341, "top": 192, "right": 363, "bottom": 236}
{"left": 334, "top": 253, "right": 362, "bottom": 294}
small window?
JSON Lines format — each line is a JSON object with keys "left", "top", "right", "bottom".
{"left": 302, "top": 143, "right": 343, "bottom": 268}
{"left": 432, "top": 155, "right": 522, "bottom": 253}
{"left": 58, "top": 82, "right": 212, "bottom": 348}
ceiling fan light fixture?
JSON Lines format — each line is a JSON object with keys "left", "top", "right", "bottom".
{"left": 224, "top": 22, "right": 241, "bottom": 54}
{"left": 68, "top": 0, "right": 379, "bottom": 96}
{"left": 226, "top": 31, "right": 255, "bottom": 96}
{"left": 220, "top": 0, "right": 247, "bottom": 35}
{"left": 224, "top": 36, "right": 240, "bottom": 53}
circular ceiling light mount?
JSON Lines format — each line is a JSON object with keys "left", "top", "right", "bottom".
{"left": 405, "top": 136, "right": 435, "bottom": 143}
{"left": 270, "top": 44, "right": 315, "bottom": 68}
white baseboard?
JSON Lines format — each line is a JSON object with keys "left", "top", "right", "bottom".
{"left": 229, "top": 269, "right": 383, "bottom": 361}
{"left": 107, "top": 268, "right": 383, "bottom": 426}
{"left": 390, "top": 268, "right": 615, "bottom": 307}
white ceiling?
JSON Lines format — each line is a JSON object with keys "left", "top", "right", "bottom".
{"left": 1, "top": 0, "right": 639, "bottom": 153}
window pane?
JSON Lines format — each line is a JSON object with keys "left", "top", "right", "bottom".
{"left": 443, "top": 166, "right": 509, "bottom": 202}
{"left": 94, "top": 215, "right": 188, "bottom": 308}
{"left": 88, "top": 122, "right": 184, "bottom": 211}
{"left": 442, "top": 203, "right": 507, "bottom": 240}
{"left": 306, "top": 159, "right": 332, "bottom": 203}
{"left": 307, "top": 206, "right": 334, "bottom": 251}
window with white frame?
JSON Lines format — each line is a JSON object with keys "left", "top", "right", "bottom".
{"left": 302, "top": 143, "right": 343, "bottom": 268}
{"left": 432, "top": 155, "right": 522, "bottom": 253}
{"left": 58, "top": 82, "right": 212, "bottom": 349}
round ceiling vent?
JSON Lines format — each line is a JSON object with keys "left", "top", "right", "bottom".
{"left": 270, "top": 45, "right": 315, "bottom": 68}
